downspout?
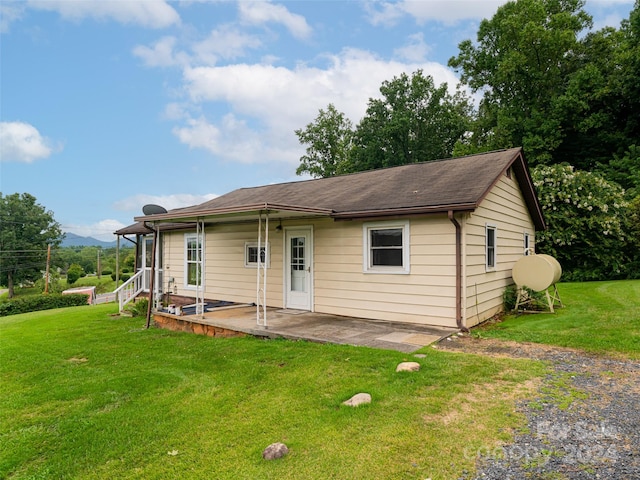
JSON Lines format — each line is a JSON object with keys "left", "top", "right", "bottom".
{"left": 448, "top": 211, "right": 468, "bottom": 332}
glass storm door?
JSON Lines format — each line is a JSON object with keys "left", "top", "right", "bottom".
{"left": 141, "top": 235, "right": 162, "bottom": 292}
{"left": 285, "top": 229, "right": 312, "bottom": 310}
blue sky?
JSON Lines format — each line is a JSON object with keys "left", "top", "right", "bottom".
{"left": 1, "top": 0, "right": 634, "bottom": 241}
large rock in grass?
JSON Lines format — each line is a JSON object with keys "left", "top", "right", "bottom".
{"left": 343, "top": 392, "right": 372, "bottom": 407}
{"left": 262, "top": 442, "right": 289, "bottom": 460}
{"left": 396, "top": 361, "right": 421, "bottom": 372}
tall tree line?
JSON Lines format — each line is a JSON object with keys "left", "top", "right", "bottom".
{"left": 296, "top": 0, "right": 640, "bottom": 280}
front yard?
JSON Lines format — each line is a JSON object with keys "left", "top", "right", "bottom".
{"left": 1, "top": 304, "right": 543, "bottom": 480}
{"left": 1, "top": 280, "right": 637, "bottom": 479}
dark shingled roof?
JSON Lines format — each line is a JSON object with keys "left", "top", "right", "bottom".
{"left": 133, "top": 147, "right": 545, "bottom": 230}
{"left": 114, "top": 221, "right": 196, "bottom": 236}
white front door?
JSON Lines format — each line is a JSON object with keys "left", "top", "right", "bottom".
{"left": 285, "top": 228, "right": 312, "bottom": 310}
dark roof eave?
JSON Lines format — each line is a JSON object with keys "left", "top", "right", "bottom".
{"left": 134, "top": 202, "right": 334, "bottom": 223}
{"left": 331, "top": 203, "right": 477, "bottom": 220}
{"left": 511, "top": 158, "right": 546, "bottom": 231}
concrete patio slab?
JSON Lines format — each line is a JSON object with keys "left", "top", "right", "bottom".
{"left": 154, "top": 305, "right": 458, "bottom": 353}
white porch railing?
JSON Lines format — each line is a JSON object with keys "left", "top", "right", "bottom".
{"left": 114, "top": 269, "right": 145, "bottom": 312}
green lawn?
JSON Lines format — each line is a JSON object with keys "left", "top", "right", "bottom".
{"left": 477, "top": 280, "right": 640, "bottom": 359}
{"left": 0, "top": 304, "right": 545, "bottom": 480}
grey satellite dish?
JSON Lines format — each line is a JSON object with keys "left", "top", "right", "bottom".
{"left": 142, "top": 204, "right": 168, "bottom": 215}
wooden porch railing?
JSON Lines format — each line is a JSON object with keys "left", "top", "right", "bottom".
{"left": 114, "top": 269, "right": 145, "bottom": 312}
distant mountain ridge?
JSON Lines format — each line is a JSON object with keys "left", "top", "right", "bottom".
{"left": 62, "top": 233, "right": 117, "bottom": 248}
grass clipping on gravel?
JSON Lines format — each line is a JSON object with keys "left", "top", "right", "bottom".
{"left": 0, "top": 304, "right": 546, "bottom": 480}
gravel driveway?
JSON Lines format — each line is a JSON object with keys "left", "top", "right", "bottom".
{"left": 435, "top": 335, "right": 640, "bottom": 480}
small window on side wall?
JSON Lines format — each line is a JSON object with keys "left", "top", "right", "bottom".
{"left": 244, "top": 242, "right": 269, "bottom": 268}
{"left": 524, "top": 232, "right": 531, "bottom": 256}
{"left": 486, "top": 224, "right": 497, "bottom": 270}
{"left": 363, "top": 221, "right": 410, "bottom": 274}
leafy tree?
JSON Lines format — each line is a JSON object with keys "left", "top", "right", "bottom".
{"left": 35, "top": 269, "right": 63, "bottom": 294}
{"left": 122, "top": 252, "right": 135, "bottom": 271}
{"left": 0, "top": 193, "right": 62, "bottom": 298}
{"left": 596, "top": 145, "right": 640, "bottom": 198}
{"left": 348, "top": 71, "right": 472, "bottom": 172}
{"left": 295, "top": 104, "right": 354, "bottom": 178}
{"left": 449, "top": 0, "right": 592, "bottom": 164}
{"left": 66, "top": 263, "right": 85, "bottom": 285}
{"left": 78, "top": 246, "right": 98, "bottom": 275}
{"left": 450, "top": 0, "right": 639, "bottom": 172}
{"left": 618, "top": 0, "right": 640, "bottom": 150}
{"left": 532, "top": 164, "right": 629, "bottom": 281}
{"left": 626, "top": 195, "right": 640, "bottom": 277}
{"left": 295, "top": 71, "right": 472, "bottom": 178}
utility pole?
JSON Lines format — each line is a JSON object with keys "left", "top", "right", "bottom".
{"left": 97, "top": 249, "right": 101, "bottom": 278}
{"left": 44, "top": 244, "right": 51, "bottom": 294}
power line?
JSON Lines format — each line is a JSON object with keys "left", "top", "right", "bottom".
{"left": 0, "top": 249, "right": 50, "bottom": 253}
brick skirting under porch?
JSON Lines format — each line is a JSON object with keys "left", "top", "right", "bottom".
{"left": 153, "top": 312, "right": 246, "bottom": 338}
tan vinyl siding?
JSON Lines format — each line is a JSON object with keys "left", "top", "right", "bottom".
{"left": 313, "top": 215, "right": 457, "bottom": 327}
{"left": 160, "top": 172, "right": 535, "bottom": 329}
{"left": 162, "top": 232, "right": 186, "bottom": 291}
{"left": 463, "top": 172, "right": 536, "bottom": 327}
{"left": 163, "top": 224, "right": 284, "bottom": 307}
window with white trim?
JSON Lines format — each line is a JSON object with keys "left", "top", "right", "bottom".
{"left": 486, "top": 224, "right": 497, "bottom": 270}
{"left": 244, "top": 242, "right": 270, "bottom": 268}
{"left": 363, "top": 221, "right": 410, "bottom": 274}
{"left": 184, "top": 233, "right": 203, "bottom": 288}
{"left": 524, "top": 232, "right": 531, "bottom": 256}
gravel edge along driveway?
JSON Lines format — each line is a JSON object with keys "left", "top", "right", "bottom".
{"left": 435, "top": 336, "right": 640, "bottom": 480}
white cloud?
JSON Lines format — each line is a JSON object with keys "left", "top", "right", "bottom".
{"left": 163, "top": 102, "right": 191, "bottom": 121}
{"left": 364, "top": 1, "right": 405, "bottom": 27}
{"left": 368, "top": 0, "right": 506, "bottom": 26}
{"left": 592, "top": 12, "right": 625, "bottom": 30}
{"left": 0, "top": 2, "right": 25, "bottom": 33}
{"left": 65, "top": 219, "right": 128, "bottom": 242}
{"left": 394, "top": 32, "right": 431, "bottom": 62}
{"left": 134, "top": 26, "right": 262, "bottom": 68}
{"left": 27, "top": 0, "right": 180, "bottom": 28}
{"left": 174, "top": 48, "right": 462, "bottom": 166}
{"left": 0, "top": 121, "right": 58, "bottom": 163}
{"left": 133, "top": 36, "right": 189, "bottom": 67}
{"left": 173, "top": 113, "right": 299, "bottom": 165}
{"left": 113, "top": 193, "right": 219, "bottom": 212}
{"left": 238, "top": 1, "right": 312, "bottom": 39}
{"left": 192, "top": 25, "right": 263, "bottom": 64}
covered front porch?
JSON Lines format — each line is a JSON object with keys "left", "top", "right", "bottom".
{"left": 152, "top": 304, "right": 458, "bottom": 353}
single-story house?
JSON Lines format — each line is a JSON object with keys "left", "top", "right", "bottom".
{"left": 119, "top": 147, "right": 545, "bottom": 330}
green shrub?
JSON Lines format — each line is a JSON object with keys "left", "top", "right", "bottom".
{"left": 66, "top": 264, "right": 85, "bottom": 285}
{"left": 125, "top": 298, "right": 148, "bottom": 317}
{"left": 0, "top": 294, "right": 90, "bottom": 317}
{"left": 111, "top": 272, "right": 132, "bottom": 282}
{"left": 101, "top": 269, "right": 112, "bottom": 276}
{"left": 532, "top": 164, "right": 629, "bottom": 280}
{"left": 34, "top": 271, "right": 64, "bottom": 294}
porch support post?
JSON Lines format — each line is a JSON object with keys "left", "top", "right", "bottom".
{"left": 115, "top": 235, "right": 120, "bottom": 298}
{"left": 256, "top": 211, "right": 268, "bottom": 327}
{"left": 196, "top": 218, "right": 205, "bottom": 319}
{"left": 145, "top": 223, "right": 158, "bottom": 329}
